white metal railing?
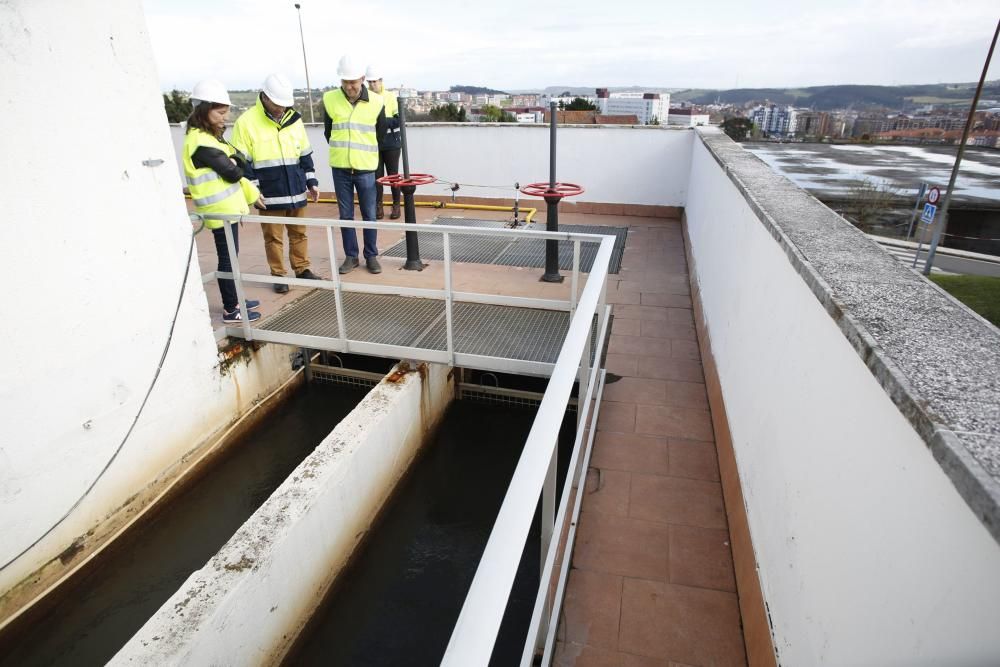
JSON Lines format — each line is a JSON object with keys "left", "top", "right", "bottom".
{"left": 198, "top": 213, "right": 613, "bottom": 378}
{"left": 199, "top": 212, "right": 614, "bottom": 662}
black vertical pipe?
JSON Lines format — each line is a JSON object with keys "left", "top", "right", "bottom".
{"left": 542, "top": 101, "right": 563, "bottom": 282}
{"left": 398, "top": 96, "right": 423, "bottom": 270}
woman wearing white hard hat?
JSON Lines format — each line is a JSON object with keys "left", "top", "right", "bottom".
{"left": 366, "top": 64, "right": 402, "bottom": 220}
{"left": 182, "top": 79, "right": 264, "bottom": 323}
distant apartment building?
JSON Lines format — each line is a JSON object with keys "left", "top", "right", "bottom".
{"left": 666, "top": 107, "right": 709, "bottom": 127}
{"left": 595, "top": 88, "right": 670, "bottom": 125}
{"left": 748, "top": 104, "right": 798, "bottom": 136}
{"left": 511, "top": 94, "right": 539, "bottom": 107}
{"left": 794, "top": 111, "right": 844, "bottom": 138}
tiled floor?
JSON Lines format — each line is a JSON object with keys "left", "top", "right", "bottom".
{"left": 194, "top": 203, "right": 746, "bottom": 665}
{"left": 553, "top": 220, "right": 747, "bottom": 667}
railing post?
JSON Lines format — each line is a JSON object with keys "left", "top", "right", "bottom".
{"left": 538, "top": 445, "right": 556, "bottom": 652}
{"left": 443, "top": 231, "right": 455, "bottom": 365}
{"left": 325, "top": 227, "right": 348, "bottom": 344}
{"left": 222, "top": 219, "right": 253, "bottom": 341}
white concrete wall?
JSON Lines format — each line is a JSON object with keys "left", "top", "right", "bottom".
{"left": 170, "top": 123, "right": 692, "bottom": 207}
{"left": 0, "top": 0, "right": 294, "bottom": 599}
{"left": 685, "top": 135, "right": 1000, "bottom": 665}
{"left": 112, "top": 363, "right": 454, "bottom": 665}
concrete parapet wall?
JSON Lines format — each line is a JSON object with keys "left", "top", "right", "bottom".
{"left": 169, "top": 123, "right": 693, "bottom": 208}
{"left": 110, "top": 362, "right": 454, "bottom": 665}
{"left": 686, "top": 129, "right": 1000, "bottom": 665}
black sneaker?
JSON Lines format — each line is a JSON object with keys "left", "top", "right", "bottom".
{"left": 338, "top": 257, "right": 359, "bottom": 274}
{"left": 366, "top": 257, "right": 382, "bottom": 274}
{"left": 273, "top": 283, "right": 289, "bottom": 294}
{"left": 296, "top": 269, "right": 322, "bottom": 280}
{"left": 245, "top": 299, "right": 261, "bottom": 310}
{"left": 222, "top": 308, "right": 262, "bottom": 324}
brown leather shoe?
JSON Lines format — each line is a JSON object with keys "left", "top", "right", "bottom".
{"left": 389, "top": 203, "right": 401, "bottom": 219}
{"left": 376, "top": 204, "right": 384, "bottom": 220}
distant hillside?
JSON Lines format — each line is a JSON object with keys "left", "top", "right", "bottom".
{"left": 672, "top": 81, "right": 1000, "bottom": 110}
{"left": 450, "top": 85, "right": 507, "bottom": 95}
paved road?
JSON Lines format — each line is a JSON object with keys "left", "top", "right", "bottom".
{"left": 872, "top": 237, "right": 1000, "bottom": 277}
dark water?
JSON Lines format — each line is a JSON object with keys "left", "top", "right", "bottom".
{"left": 286, "top": 400, "right": 576, "bottom": 667}
{"left": 0, "top": 382, "right": 366, "bottom": 667}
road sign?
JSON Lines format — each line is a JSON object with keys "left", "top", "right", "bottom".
{"left": 921, "top": 203, "right": 938, "bottom": 223}
{"left": 928, "top": 187, "right": 941, "bottom": 204}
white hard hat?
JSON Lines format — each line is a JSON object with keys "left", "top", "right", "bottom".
{"left": 190, "top": 79, "right": 231, "bottom": 107}
{"left": 262, "top": 72, "right": 295, "bottom": 107}
{"left": 337, "top": 55, "right": 365, "bottom": 80}
{"left": 365, "top": 64, "right": 382, "bottom": 81}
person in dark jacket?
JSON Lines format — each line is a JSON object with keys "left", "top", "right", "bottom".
{"left": 230, "top": 73, "right": 322, "bottom": 293}
{"left": 366, "top": 65, "right": 401, "bottom": 220}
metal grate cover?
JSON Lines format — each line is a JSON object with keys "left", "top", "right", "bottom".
{"left": 381, "top": 218, "right": 627, "bottom": 274}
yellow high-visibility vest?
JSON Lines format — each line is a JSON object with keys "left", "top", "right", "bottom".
{"left": 322, "top": 87, "right": 384, "bottom": 170}
{"left": 383, "top": 90, "right": 399, "bottom": 118}
{"left": 182, "top": 129, "right": 258, "bottom": 229}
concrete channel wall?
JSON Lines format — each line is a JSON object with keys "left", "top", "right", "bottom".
{"left": 111, "top": 362, "right": 454, "bottom": 665}
{"left": 168, "top": 123, "right": 693, "bottom": 210}
{"left": 685, "top": 129, "right": 1000, "bottom": 665}
{"left": 0, "top": 0, "right": 298, "bottom": 612}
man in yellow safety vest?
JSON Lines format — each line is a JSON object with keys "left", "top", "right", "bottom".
{"left": 230, "top": 73, "right": 322, "bottom": 293}
{"left": 322, "top": 55, "right": 387, "bottom": 274}
{"left": 366, "top": 65, "right": 402, "bottom": 221}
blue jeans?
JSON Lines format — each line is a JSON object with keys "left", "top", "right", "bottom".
{"left": 212, "top": 223, "right": 239, "bottom": 312}
{"left": 332, "top": 168, "right": 378, "bottom": 259}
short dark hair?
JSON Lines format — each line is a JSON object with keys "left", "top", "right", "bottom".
{"left": 186, "top": 102, "right": 227, "bottom": 136}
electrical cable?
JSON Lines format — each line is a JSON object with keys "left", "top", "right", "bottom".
{"left": 433, "top": 177, "right": 517, "bottom": 190}
{"left": 0, "top": 219, "right": 200, "bottom": 573}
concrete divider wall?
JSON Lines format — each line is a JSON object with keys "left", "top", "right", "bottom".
{"left": 685, "top": 130, "right": 1000, "bottom": 665}
{"left": 169, "top": 123, "right": 693, "bottom": 207}
{"left": 111, "top": 363, "right": 453, "bottom": 665}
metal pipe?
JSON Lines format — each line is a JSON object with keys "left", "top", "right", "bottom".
{"left": 397, "top": 94, "right": 423, "bottom": 270}
{"left": 549, "top": 101, "right": 557, "bottom": 189}
{"left": 904, "top": 183, "right": 927, "bottom": 241}
{"left": 542, "top": 101, "right": 562, "bottom": 282}
{"left": 923, "top": 18, "right": 999, "bottom": 275}
{"left": 293, "top": 4, "right": 315, "bottom": 124}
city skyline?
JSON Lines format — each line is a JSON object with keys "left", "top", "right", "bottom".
{"left": 143, "top": 0, "right": 999, "bottom": 92}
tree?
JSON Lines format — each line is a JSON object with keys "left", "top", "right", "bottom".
{"left": 163, "top": 89, "right": 193, "bottom": 123}
{"left": 721, "top": 117, "right": 753, "bottom": 141}
{"left": 565, "top": 97, "right": 596, "bottom": 111}
{"left": 479, "top": 104, "right": 515, "bottom": 122}
{"left": 429, "top": 102, "right": 467, "bottom": 122}
{"left": 649, "top": 115, "right": 661, "bottom": 126}
{"left": 840, "top": 177, "right": 903, "bottom": 231}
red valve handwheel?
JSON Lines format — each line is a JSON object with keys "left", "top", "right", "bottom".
{"left": 519, "top": 182, "right": 585, "bottom": 198}
{"left": 376, "top": 173, "right": 436, "bottom": 187}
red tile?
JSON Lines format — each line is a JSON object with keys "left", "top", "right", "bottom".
{"left": 554, "top": 642, "right": 623, "bottom": 667}
{"left": 663, "top": 381, "right": 708, "bottom": 410}
{"left": 668, "top": 439, "right": 720, "bottom": 482}
{"left": 582, "top": 468, "right": 631, "bottom": 517}
{"left": 640, "top": 293, "right": 692, "bottom": 309}
{"left": 609, "top": 335, "right": 671, "bottom": 358}
{"left": 619, "top": 578, "right": 746, "bottom": 665}
{"left": 604, "top": 378, "right": 668, "bottom": 405}
{"left": 629, "top": 473, "right": 727, "bottom": 529}
{"left": 591, "top": 431, "right": 670, "bottom": 475}
{"left": 635, "top": 357, "right": 704, "bottom": 383}
{"left": 669, "top": 524, "right": 737, "bottom": 593}
{"left": 597, "top": 401, "right": 636, "bottom": 433}
{"left": 573, "top": 512, "right": 670, "bottom": 581}
{"left": 612, "top": 318, "right": 642, "bottom": 336}
{"left": 639, "top": 320, "right": 697, "bottom": 342}
{"left": 670, "top": 340, "right": 701, "bottom": 360}
{"left": 635, "top": 405, "right": 713, "bottom": 441}
{"left": 560, "top": 570, "right": 623, "bottom": 650}
{"left": 605, "top": 353, "right": 639, "bottom": 377}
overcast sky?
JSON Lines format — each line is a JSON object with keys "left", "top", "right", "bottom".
{"left": 143, "top": 0, "right": 999, "bottom": 92}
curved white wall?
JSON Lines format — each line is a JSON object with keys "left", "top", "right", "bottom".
{"left": 685, "top": 134, "right": 1000, "bottom": 665}
{"left": 0, "top": 0, "right": 293, "bottom": 599}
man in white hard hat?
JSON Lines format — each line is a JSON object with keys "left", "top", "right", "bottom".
{"left": 230, "top": 72, "right": 322, "bottom": 293}
{"left": 323, "top": 55, "right": 387, "bottom": 274}
{"left": 366, "top": 65, "right": 402, "bottom": 220}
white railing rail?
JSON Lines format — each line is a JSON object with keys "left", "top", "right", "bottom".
{"left": 199, "top": 212, "right": 615, "bottom": 662}
{"left": 440, "top": 238, "right": 613, "bottom": 666}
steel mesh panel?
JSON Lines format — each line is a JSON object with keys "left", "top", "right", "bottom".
{"left": 420, "top": 302, "right": 571, "bottom": 363}
{"left": 381, "top": 220, "right": 628, "bottom": 274}
{"left": 259, "top": 291, "right": 443, "bottom": 347}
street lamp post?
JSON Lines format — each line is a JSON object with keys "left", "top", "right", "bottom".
{"left": 293, "top": 3, "right": 315, "bottom": 124}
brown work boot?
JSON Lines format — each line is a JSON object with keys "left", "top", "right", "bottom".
{"left": 376, "top": 203, "right": 384, "bottom": 220}
{"left": 389, "top": 202, "right": 401, "bottom": 219}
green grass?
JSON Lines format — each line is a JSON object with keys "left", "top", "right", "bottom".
{"left": 930, "top": 274, "right": 1000, "bottom": 328}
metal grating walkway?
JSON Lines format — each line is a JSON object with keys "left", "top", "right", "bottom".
{"left": 382, "top": 218, "right": 628, "bottom": 274}
{"left": 258, "top": 291, "right": 585, "bottom": 367}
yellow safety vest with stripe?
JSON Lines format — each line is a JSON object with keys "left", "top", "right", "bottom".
{"left": 383, "top": 90, "right": 399, "bottom": 118}
{"left": 229, "top": 98, "right": 316, "bottom": 209}
{"left": 182, "top": 129, "right": 258, "bottom": 229}
{"left": 323, "top": 87, "right": 384, "bottom": 171}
